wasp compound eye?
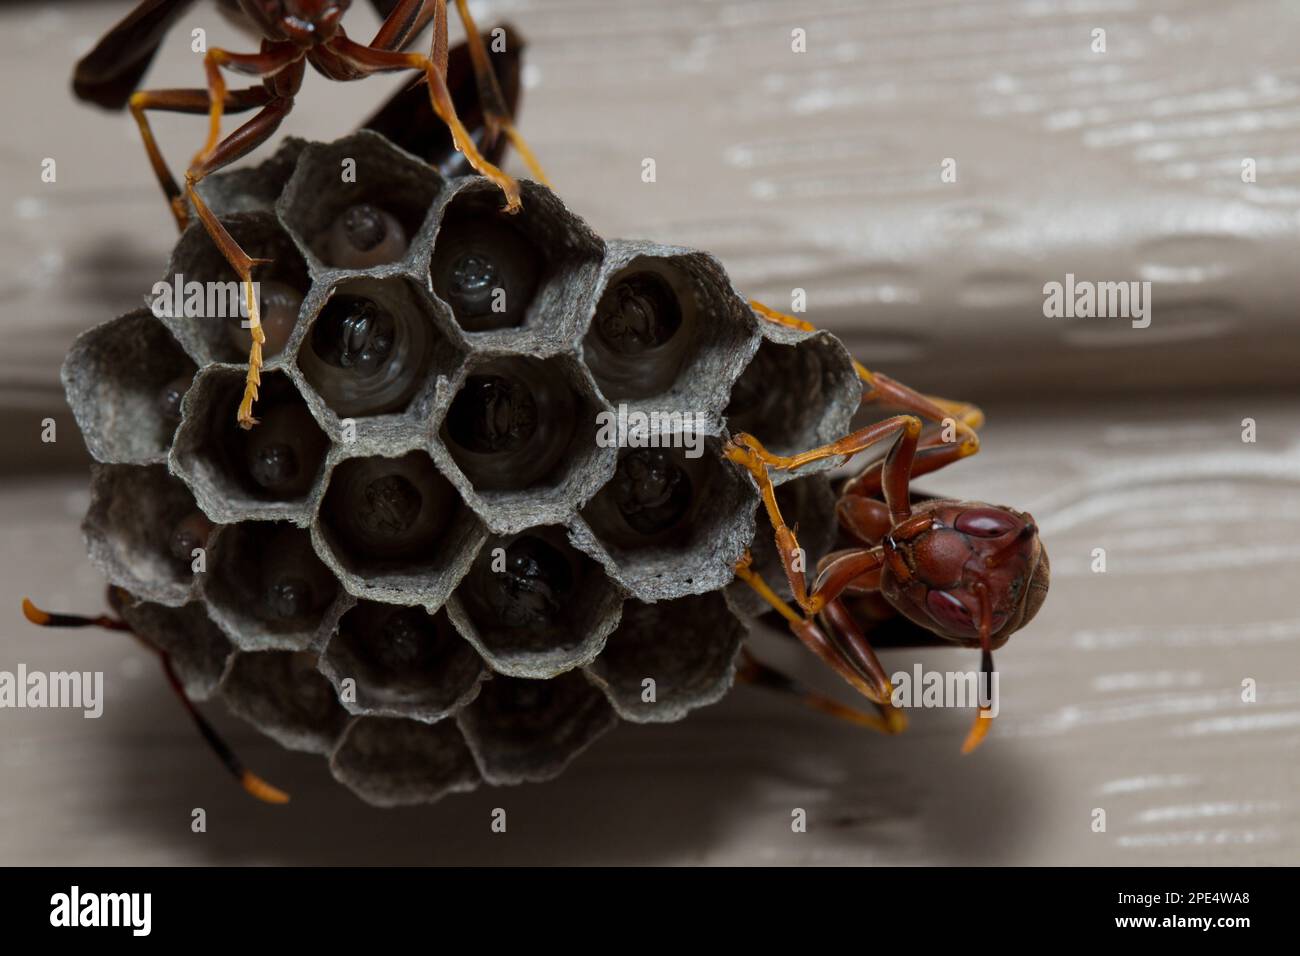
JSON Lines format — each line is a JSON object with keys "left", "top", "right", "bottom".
{"left": 609, "top": 448, "right": 692, "bottom": 535}
{"left": 442, "top": 358, "right": 576, "bottom": 491}
{"left": 323, "top": 203, "right": 409, "bottom": 268}
{"left": 224, "top": 279, "right": 303, "bottom": 359}
{"left": 430, "top": 218, "right": 540, "bottom": 331}
{"left": 955, "top": 508, "right": 1020, "bottom": 538}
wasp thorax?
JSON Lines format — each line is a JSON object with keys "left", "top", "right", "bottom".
{"left": 157, "top": 373, "right": 194, "bottom": 426}
{"left": 321, "top": 451, "right": 455, "bottom": 561}
{"left": 610, "top": 448, "right": 692, "bottom": 535}
{"left": 442, "top": 359, "right": 576, "bottom": 491}
{"left": 594, "top": 272, "right": 682, "bottom": 355}
{"left": 430, "top": 218, "right": 541, "bottom": 331}
{"left": 168, "top": 510, "right": 213, "bottom": 564}
{"left": 223, "top": 280, "right": 303, "bottom": 359}
{"left": 323, "top": 203, "right": 408, "bottom": 268}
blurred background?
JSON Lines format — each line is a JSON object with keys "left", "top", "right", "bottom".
{"left": 0, "top": 0, "right": 1297, "bottom": 864}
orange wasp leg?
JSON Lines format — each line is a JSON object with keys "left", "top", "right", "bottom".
{"left": 328, "top": 1, "right": 522, "bottom": 213}
{"left": 725, "top": 416, "right": 922, "bottom": 615}
{"left": 733, "top": 553, "right": 904, "bottom": 733}
{"left": 449, "top": 0, "right": 550, "bottom": 185}
{"left": 748, "top": 298, "right": 984, "bottom": 447}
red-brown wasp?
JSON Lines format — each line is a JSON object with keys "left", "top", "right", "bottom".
{"left": 730, "top": 304, "right": 1050, "bottom": 752}
{"left": 73, "top": 0, "right": 545, "bottom": 429}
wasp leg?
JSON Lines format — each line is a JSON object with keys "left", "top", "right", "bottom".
{"left": 183, "top": 94, "right": 297, "bottom": 428}
{"left": 737, "top": 648, "right": 897, "bottom": 735}
{"left": 449, "top": 0, "right": 550, "bottom": 185}
{"left": 328, "top": 2, "right": 522, "bottom": 213}
{"left": 21, "top": 596, "right": 289, "bottom": 803}
{"left": 748, "top": 298, "right": 984, "bottom": 445}
{"left": 726, "top": 418, "right": 922, "bottom": 614}
{"left": 128, "top": 86, "right": 273, "bottom": 231}
{"left": 733, "top": 554, "right": 904, "bottom": 731}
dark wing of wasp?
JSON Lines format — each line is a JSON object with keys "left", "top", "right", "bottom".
{"left": 72, "top": 0, "right": 203, "bottom": 109}
{"left": 359, "top": 24, "right": 525, "bottom": 178}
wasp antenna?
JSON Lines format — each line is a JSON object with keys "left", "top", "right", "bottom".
{"left": 241, "top": 771, "right": 291, "bottom": 805}
{"left": 962, "top": 591, "right": 997, "bottom": 754}
{"left": 22, "top": 597, "right": 129, "bottom": 631}
{"left": 156, "top": 654, "right": 291, "bottom": 806}
{"left": 23, "top": 596, "right": 289, "bottom": 804}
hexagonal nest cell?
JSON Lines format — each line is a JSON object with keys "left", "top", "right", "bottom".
{"left": 278, "top": 131, "right": 441, "bottom": 271}
{"left": 448, "top": 526, "right": 623, "bottom": 678}
{"left": 321, "top": 601, "right": 485, "bottom": 722}
{"left": 61, "top": 129, "right": 890, "bottom": 805}
{"left": 221, "top": 649, "right": 349, "bottom": 754}
{"left": 155, "top": 212, "right": 310, "bottom": 366}
{"left": 456, "top": 671, "right": 617, "bottom": 785}
{"left": 581, "top": 241, "right": 760, "bottom": 426}
{"left": 62, "top": 309, "right": 198, "bottom": 465}
{"left": 171, "top": 368, "right": 329, "bottom": 522}
{"left": 436, "top": 352, "right": 614, "bottom": 533}
{"left": 315, "top": 448, "right": 484, "bottom": 607}
{"left": 296, "top": 275, "right": 464, "bottom": 424}
{"left": 330, "top": 716, "right": 480, "bottom": 807}
{"left": 428, "top": 177, "right": 602, "bottom": 345}
{"left": 83, "top": 463, "right": 213, "bottom": 607}
{"left": 585, "top": 591, "right": 743, "bottom": 723}
{"left": 575, "top": 435, "right": 756, "bottom": 601}
{"left": 724, "top": 321, "right": 861, "bottom": 477}
{"left": 117, "top": 598, "right": 234, "bottom": 701}
{"left": 203, "top": 521, "right": 343, "bottom": 652}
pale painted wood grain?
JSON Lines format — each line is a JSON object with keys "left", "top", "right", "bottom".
{"left": 0, "top": 1, "right": 1296, "bottom": 865}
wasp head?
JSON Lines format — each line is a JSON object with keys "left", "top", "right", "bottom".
{"left": 879, "top": 500, "right": 1049, "bottom": 649}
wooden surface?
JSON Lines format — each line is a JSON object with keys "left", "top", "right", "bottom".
{"left": 1, "top": 1, "right": 1298, "bottom": 865}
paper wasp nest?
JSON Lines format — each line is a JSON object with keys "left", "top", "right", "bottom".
{"left": 62, "top": 132, "right": 862, "bottom": 805}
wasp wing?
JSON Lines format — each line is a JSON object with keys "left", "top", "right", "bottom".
{"left": 359, "top": 24, "right": 524, "bottom": 178}
{"left": 72, "top": 0, "right": 201, "bottom": 109}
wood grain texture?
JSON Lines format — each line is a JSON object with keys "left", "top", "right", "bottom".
{"left": 0, "top": 1, "right": 1297, "bottom": 865}
{"left": 2, "top": 396, "right": 1297, "bottom": 865}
